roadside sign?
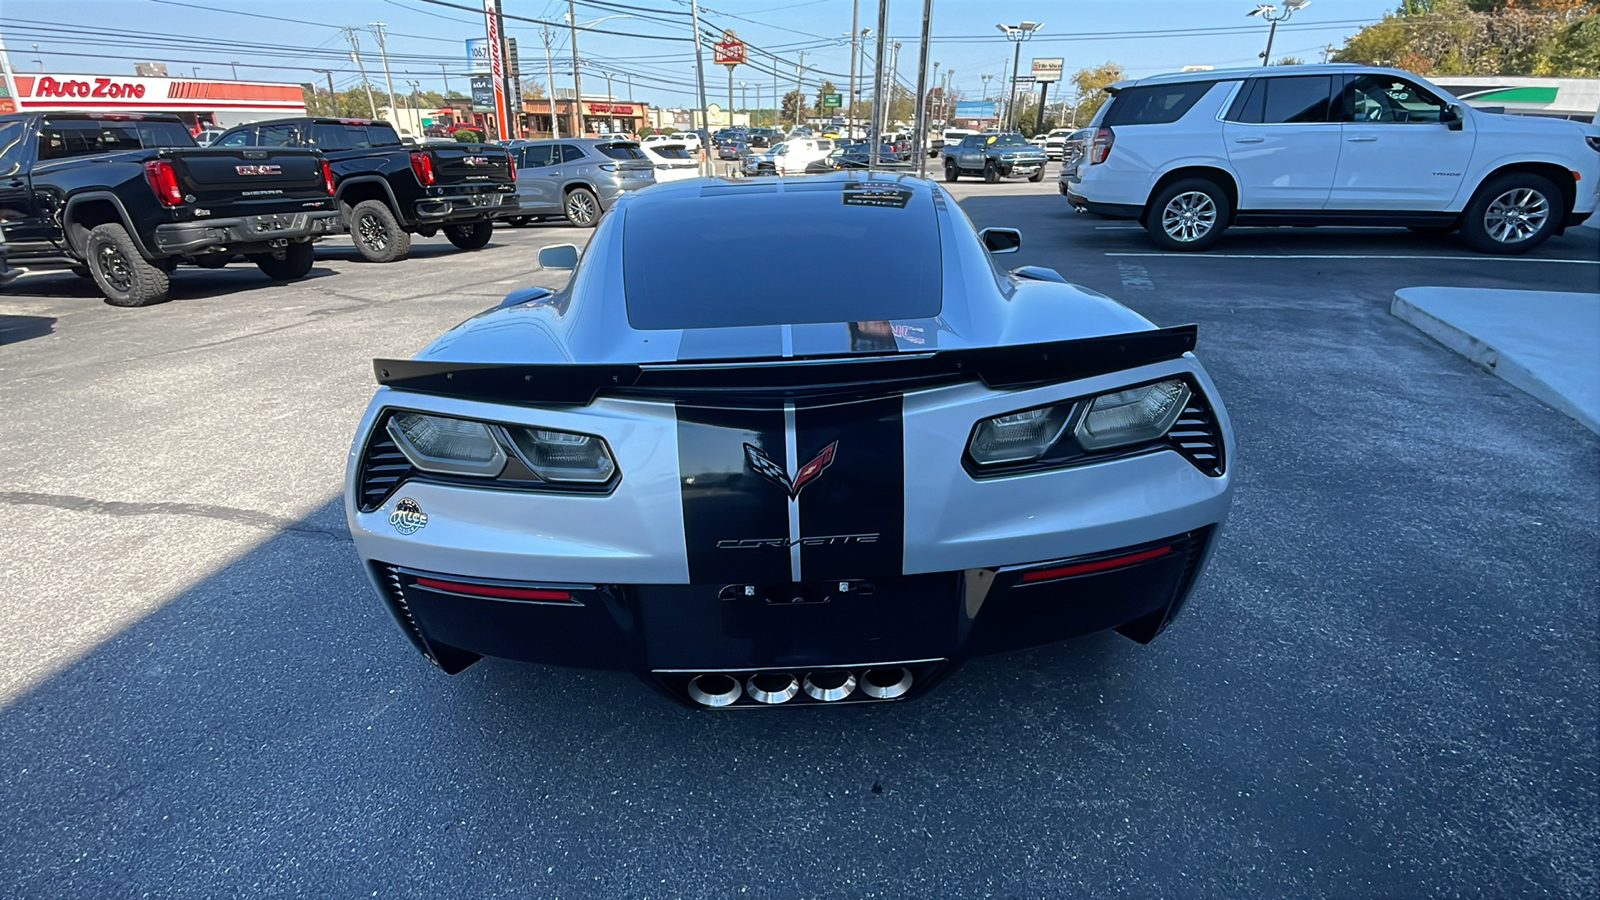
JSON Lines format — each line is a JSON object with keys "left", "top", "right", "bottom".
{"left": 1012, "top": 75, "right": 1036, "bottom": 85}
{"left": 470, "top": 75, "right": 494, "bottom": 111}
{"left": 823, "top": 93, "right": 841, "bottom": 108}
{"left": 1032, "top": 58, "right": 1064, "bottom": 84}
{"left": 466, "top": 38, "right": 491, "bottom": 75}
{"left": 713, "top": 29, "right": 746, "bottom": 67}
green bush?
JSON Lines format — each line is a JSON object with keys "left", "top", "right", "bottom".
{"left": 453, "top": 128, "right": 484, "bottom": 142}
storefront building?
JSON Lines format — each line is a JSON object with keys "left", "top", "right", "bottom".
{"left": 519, "top": 98, "right": 650, "bottom": 138}
{"left": 0, "top": 72, "right": 306, "bottom": 133}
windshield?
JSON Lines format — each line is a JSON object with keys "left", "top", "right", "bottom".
{"left": 986, "top": 134, "right": 1030, "bottom": 147}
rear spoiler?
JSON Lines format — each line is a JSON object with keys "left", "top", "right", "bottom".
{"left": 373, "top": 325, "right": 1198, "bottom": 407}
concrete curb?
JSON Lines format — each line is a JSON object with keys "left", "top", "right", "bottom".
{"left": 1392, "top": 287, "right": 1600, "bottom": 435}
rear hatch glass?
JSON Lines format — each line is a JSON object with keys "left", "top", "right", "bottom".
{"left": 1103, "top": 81, "right": 1217, "bottom": 126}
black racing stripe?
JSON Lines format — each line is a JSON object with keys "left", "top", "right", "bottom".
{"left": 674, "top": 326, "right": 784, "bottom": 362}
{"left": 794, "top": 396, "right": 905, "bottom": 581}
{"left": 677, "top": 404, "right": 791, "bottom": 584}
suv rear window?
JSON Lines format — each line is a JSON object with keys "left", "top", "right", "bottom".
{"left": 596, "top": 142, "right": 646, "bottom": 160}
{"left": 364, "top": 124, "right": 402, "bottom": 147}
{"left": 653, "top": 145, "right": 693, "bottom": 160}
{"left": 1103, "top": 81, "right": 1216, "bottom": 126}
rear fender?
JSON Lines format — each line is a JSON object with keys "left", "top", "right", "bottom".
{"left": 336, "top": 176, "right": 402, "bottom": 219}
{"left": 63, "top": 192, "right": 156, "bottom": 260}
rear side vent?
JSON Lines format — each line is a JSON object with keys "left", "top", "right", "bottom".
{"left": 1167, "top": 392, "right": 1224, "bottom": 476}
{"left": 356, "top": 421, "right": 413, "bottom": 512}
{"left": 372, "top": 562, "right": 432, "bottom": 659}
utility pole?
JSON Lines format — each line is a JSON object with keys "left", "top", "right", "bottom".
{"left": 930, "top": 59, "right": 940, "bottom": 134}
{"left": 855, "top": 28, "right": 871, "bottom": 137}
{"left": 440, "top": 63, "right": 451, "bottom": 96}
{"left": 794, "top": 50, "right": 806, "bottom": 131}
{"left": 741, "top": 80, "right": 747, "bottom": 118}
{"left": 342, "top": 27, "right": 378, "bottom": 118}
{"left": 847, "top": 0, "right": 859, "bottom": 139}
{"left": 688, "top": 0, "right": 711, "bottom": 173}
{"left": 567, "top": 1, "right": 584, "bottom": 136}
{"left": 997, "top": 57, "right": 1008, "bottom": 127}
{"left": 229, "top": 61, "right": 240, "bottom": 80}
{"left": 314, "top": 69, "right": 336, "bottom": 114}
{"left": 886, "top": 40, "right": 901, "bottom": 136}
{"left": 913, "top": 0, "right": 933, "bottom": 175}
{"left": 869, "top": 0, "right": 887, "bottom": 168}
{"left": 542, "top": 23, "right": 560, "bottom": 138}
{"left": 369, "top": 23, "right": 399, "bottom": 121}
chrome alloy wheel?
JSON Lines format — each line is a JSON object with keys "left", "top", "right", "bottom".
{"left": 357, "top": 213, "right": 389, "bottom": 252}
{"left": 96, "top": 242, "right": 134, "bottom": 293}
{"left": 1483, "top": 187, "right": 1550, "bottom": 244}
{"left": 566, "top": 191, "right": 597, "bottom": 225}
{"left": 1161, "top": 191, "right": 1218, "bottom": 243}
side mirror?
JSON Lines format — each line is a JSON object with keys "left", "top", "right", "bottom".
{"left": 496, "top": 286, "right": 555, "bottom": 309}
{"left": 979, "top": 227, "right": 1022, "bottom": 254}
{"left": 538, "top": 243, "right": 581, "bottom": 270}
{"left": 1441, "top": 103, "right": 1464, "bottom": 131}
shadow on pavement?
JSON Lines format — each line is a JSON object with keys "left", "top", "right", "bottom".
{"left": 1, "top": 267, "right": 341, "bottom": 305}
{"left": 0, "top": 314, "right": 55, "bottom": 345}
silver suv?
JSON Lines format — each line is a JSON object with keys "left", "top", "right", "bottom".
{"left": 502, "top": 138, "right": 655, "bottom": 228}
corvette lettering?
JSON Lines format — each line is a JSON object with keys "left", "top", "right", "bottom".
{"left": 716, "top": 533, "right": 879, "bottom": 550}
{"left": 33, "top": 76, "right": 147, "bottom": 100}
{"left": 236, "top": 165, "right": 282, "bottom": 176}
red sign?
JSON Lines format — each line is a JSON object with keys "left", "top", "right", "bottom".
{"left": 584, "top": 103, "right": 636, "bottom": 115}
{"left": 34, "top": 76, "right": 146, "bottom": 100}
{"left": 483, "top": 0, "right": 509, "bottom": 141}
{"left": 713, "top": 29, "right": 746, "bottom": 66}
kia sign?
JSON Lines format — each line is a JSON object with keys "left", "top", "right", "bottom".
{"left": 466, "top": 38, "right": 491, "bottom": 75}
{"left": 1031, "top": 58, "right": 1063, "bottom": 84}
{"left": 470, "top": 75, "right": 495, "bottom": 112}
{"left": 713, "top": 29, "right": 746, "bottom": 67}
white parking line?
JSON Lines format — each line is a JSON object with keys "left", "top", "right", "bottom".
{"left": 1104, "top": 252, "right": 1600, "bottom": 265}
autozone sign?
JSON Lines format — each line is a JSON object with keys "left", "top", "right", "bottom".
{"left": 33, "top": 76, "right": 147, "bottom": 99}
{"left": 10, "top": 73, "right": 305, "bottom": 111}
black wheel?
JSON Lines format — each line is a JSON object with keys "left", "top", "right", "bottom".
{"left": 251, "top": 241, "right": 315, "bottom": 280}
{"left": 85, "top": 222, "right": 171, "bottom": 307}
{"left": 1458, "top": 173, "right": 1563, "bottom": 255}
{"left": 503, "top": 215, "right": 533, "bottom": 227}
{"left": 443, "top": 221, "right": 494, "bottom": 250}
{"left": 564, "top": 187, "right": 600, "bottom": 227}
{"left": 349, "top": 199, "right": 410, "bottom": 262}
{"left": 1028, "top": 167, "right": 1045, "bottom": 183}
{"left": 1144, "top": 178, "right": 1232, "bottom": 251}
{"left": 983, "top": 161, "right": 1000, "bottom": 184}
{"left": 944, "top": 160, "right": 959, "bottom": 183}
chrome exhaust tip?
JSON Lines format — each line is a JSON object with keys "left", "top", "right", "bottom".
{"left": 859, "top": 667, "right": 913, "bottom": 700}
{"left": 745, "top": 671, "right": 800, "bottom": 705}
{"left": 802, "top": 670, "right": 857, "bottom": 702}
{"left": 686, "top": 673, "right": 742, "bottom": 708}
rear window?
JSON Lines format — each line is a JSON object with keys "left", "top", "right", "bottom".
{"left": 622, "top": 184, "right": 942, "bottom": 330}
{"left": 654, "top": 145, "right": 692, "bottom": 160}
{"left": 36, "top": 119, "right": 195, "bottom": 160}
{"left": 596, "top": 142, "right": 646, "bottom": 160}
{"left": 1103, "top": 81, "right": 1216, "bottom": 126}
{"left": 311, "top": 123, "right": 353, "bottom": 150}
{"left": 365, "top": 124, "right": 402, "bottom": 147}
{"left": 1228, "top": 76, "right": 1333, "bottom": 124}
{"left": 560, "top": 144, "right": 587, "bottom": 163}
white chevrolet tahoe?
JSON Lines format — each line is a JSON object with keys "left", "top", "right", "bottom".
{"left": 1061, "top": 64, "right": 1600, "bottom": 254}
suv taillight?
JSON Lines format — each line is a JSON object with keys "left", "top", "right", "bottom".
{"left": 506, "top": 151, "right": 516, "bottom": 181}
{"left": 409, "top": 150, "right": 435, "bottom": 185}
{"left": 1090, "top": 127, "right": 1115, "bottom": 165}
{"left": 319, "top": 158, "right": 335, "bottom": 195}
{"left": 143, "top": 159, "right": 183, "bottom": 206}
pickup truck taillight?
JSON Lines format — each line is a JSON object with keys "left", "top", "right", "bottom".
{"left": 320, "top": 158, "right": 336, "bottom": 195}
{"left": 143, "top": 159, "right": 183, "bottom": 206}
{"left": 506, "top": 151, "right": 516, "bottom": 182}
{"left": 409, "top": 150, "right": 435, "bottom": 186}
{"left": 1090, "top": 127, "right": 1115, "bottom": 165}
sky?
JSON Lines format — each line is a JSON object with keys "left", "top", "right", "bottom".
{"left": 1, "top": 0, "right": 1403, "bottom": 110}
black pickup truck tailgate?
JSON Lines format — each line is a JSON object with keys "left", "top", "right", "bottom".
{"left": 423, "top": 144, "right": 515, "bottom": 187}
{"left": 165, "top": 147, "right": 330, "bottom": 211}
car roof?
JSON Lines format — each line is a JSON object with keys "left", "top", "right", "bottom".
{"left": 1114, "top": 62, "right": 1401, "bottom": 89}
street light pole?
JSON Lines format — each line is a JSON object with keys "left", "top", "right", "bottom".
{"left": 1247, "top": 1, "right": 1312, "bottom": 66}
{"left": 440, "top": 63, "right": 451, "bottom": 97}
{"left": 869, "top": 0, "right": 888, "bottom": 167}
{"left": 847, "top": 0, "right": 859, "bottom": 139}
{"left": 929, "top": 60, "right": 939, "bottom": 135}
{"left": 688, "top": 0, "right": 711, "bottom": 172}
{"left": 542, "top": 24, "right": 560, "bottom": 138}
{"left": 996, "top": 21, "right": 1041, "bottom": 131}
{"left": 912, "top": 0, "right": 933, "bottom": 176}
{"left": 567, "top": 1, "right": 584, "bottom": 135}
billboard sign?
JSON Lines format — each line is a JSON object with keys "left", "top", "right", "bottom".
{"left": 466, "top": 38, "right": 491, "bottom": 75}
{"left": 470, "top": 75, "right": 495, "bottom": 111}
{"left": 953, "top": 99, "right": 999, "bottom": 121}
{"left": 713, "top": 29, "right": 746, "bottom": 66}
{"left": 1031, "top": 58, "right": 1063, "bottom": 84}
{"left": 822, "top": 93, "right": 841, "bottom": 108}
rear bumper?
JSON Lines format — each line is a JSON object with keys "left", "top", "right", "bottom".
{"left": 366, "top": 526, "right": 1217, "bottom": 705}
{"left": 413, "top": 191, "right": 516, "bottom": 222}
{"left": 1066, "top": 190, "right": 1143, "bottom": 220}
{"left": 150, "top": 210, "right": 342, "bottom": 255}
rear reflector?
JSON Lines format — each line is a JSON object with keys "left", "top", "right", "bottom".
{"left": 1020, "top": 545, "right": 1173, "bottom": 583}
{"left": 413, "top": 576, "right": 570, "bottom": 601}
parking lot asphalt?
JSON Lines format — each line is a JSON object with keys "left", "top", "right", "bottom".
{"left": 1, "top": 171, "right": 1596, "bottom": 898}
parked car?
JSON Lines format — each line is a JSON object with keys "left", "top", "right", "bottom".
{"left": 1055, "top": 127, "right": 1095, "bottom": 195}
{"left": 1042, "top": 127, "right": 1076, "bottom": 160}
{"left": 1064, "top": 63, "right": 1600, "bottom": 253}
{"left": 345, "top": 173, "right": 1233, "bottom": 706}
{"left": 805, "top": 145, "right": 910, "bottom": 173}
{"left": 194, "top": 127, "right": 227, "bottom": 147}
{"left": 668, "top": 132, "right": 703, "bottom": 152}
{"left": 746, "top": 127, "right": 782, "bottom": 148}
{"left": 211, "top": 116, "right": 515, "bottom": 262}
{"left": 943, "top": 132, "right": 1050, "bottom": 183}
{"left": 501, "top": 138, "right": 655, "bottom": 228}
{"left": 642, "top": 134, "right": 675, "bottom": 145}
{"left": 1029, "top": 134, "right": 1049, "bottom": 147}
{"left": 939, "top": 129, "right": 977, "bottom": 157}
{"left": 717, "top": 140, "right": 749, "bottom": 161}
{"left": 641, "top": 141, "right": 700, "bottom": 182}
{"left": 741, "top": 138, "right": 833, "bottom": 176}
{"left": 0, "top": 111, "right": 340, "bottom": 306}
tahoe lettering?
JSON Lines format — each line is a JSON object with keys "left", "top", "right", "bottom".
{"left": 34, "top": 76, "right": 146, "bottom": 100}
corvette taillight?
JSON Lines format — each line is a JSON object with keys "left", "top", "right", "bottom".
{"left": 409, "top": 150, "right": 435, "bottom": 185}
{"left": 319, "top": 158, "right": 335, "bottom": 195}
{"left": 143, "top": 159, "right": 183, "bottom": 206}
{"left": 1090, "top": 126, "right": 1115, "bottom": 165}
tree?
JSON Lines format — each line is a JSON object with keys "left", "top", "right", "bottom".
{"left": 812, "top": 80, "right": 837, "bottom": 115}
{"left": 1272, "top": 56, "right": 1307, "bottom": 65}
{"left": 1333, "top": 0, "right": 1597, "bottom": 75}
{"left": 302, "top": 84, "right": 384, "bottom": 118}
{"left": 780, "top": 88, "right": 805, "bottom": 126}
{"left": 521, "top": 79, "right": 546, "bottom": 100}
{"left": 1066, "top": 61, "right": 1123, "bottom": 128}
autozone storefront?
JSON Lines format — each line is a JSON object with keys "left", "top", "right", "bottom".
{"left": 0, "top": 73, "right": 306, "bottom": 133}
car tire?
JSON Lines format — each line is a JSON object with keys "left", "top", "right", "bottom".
{"left": 444, "top": 221, "right": 494, "bottom": 250}
{"left": 1028, "top": 167, "right": 1045, "bottom": 183}
{"left": 85, "top": 222, "right": 171, "bottom": 307}
{"left": 983, "top": 162, "right": 1000, "bottom": 184}
{"left": 564, "top": 187, "right": 600, "bottom": 227}
{"left": 350, "top": 199, "right": 410, "bottom": 263}
{"left": 1144, "top": 178, "right": 1231, "bottom": 252}
{"left": 944, "top": 160, "right": 959, "bottom": 183}
{"left": 1458, "top": 172, "right": 1564, "bottom": 255}
{"left": 252, "top": 241, "right": 315, "bottom": 280}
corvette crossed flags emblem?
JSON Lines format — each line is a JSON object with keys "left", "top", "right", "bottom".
{"left": 744, "top": 441, "right": 838, "bottom": 499}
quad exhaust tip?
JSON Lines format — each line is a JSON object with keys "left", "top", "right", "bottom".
{"left": 687, "top": 673, "right": 742, "bottom": 708}
{"left": 746, "top": 671, "right": 801, "bottom": 704}
{"left": 859, "top": 667, "right": 913, "bottom": 700}
{"left": 802, "top": 670, "right": 858, "bottom": 702}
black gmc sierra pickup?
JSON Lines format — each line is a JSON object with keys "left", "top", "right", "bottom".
{"left": 209, "top": 117, "right": 516, "bottom": 262}
{"left": 0, "top": 111, "right": 341, "bottom": 306}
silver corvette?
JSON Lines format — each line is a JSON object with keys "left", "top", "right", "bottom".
{"left": 345, "top": 173, "right": 1234, "bottom": 708}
